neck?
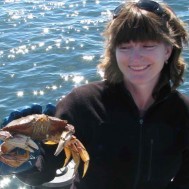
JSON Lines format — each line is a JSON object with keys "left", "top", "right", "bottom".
{"left": 125, "top": 82, "right": 155, "bottom": 113}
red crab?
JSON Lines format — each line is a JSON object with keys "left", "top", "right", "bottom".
{"left": 0, "top": 114, "right": 89, "bottom": 177}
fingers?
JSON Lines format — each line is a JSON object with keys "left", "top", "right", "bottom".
{"left": 1, "top": 104, "right": 43, "bottom": 127}
{"left": 2, "top": 111, "right": 22, "bottom": 127}
{"left": 1, "top": 103, "right": 56, "bottom": 127}
{"left": 23, "top": 104, "right": 42, "bottom": 116}
{"left": 43, "top": 103, "right": 56, "bottom": 116}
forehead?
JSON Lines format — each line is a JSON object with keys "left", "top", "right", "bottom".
{"left": 115, "top": 20, "right": 167, "bottom": 45}
{"left": 115, "top": 24, "right": 164, "bottom": 45}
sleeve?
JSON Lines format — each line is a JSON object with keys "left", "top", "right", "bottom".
{"left": 56, "top": 89, "right": 94, "bottom": 187}
{"left": 56, "top": 89, "right": 82, "bottom": 125}
{"left": 55, "top": 88, "right": 89, "bottom": 143}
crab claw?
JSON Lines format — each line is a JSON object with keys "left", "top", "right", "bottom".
{"left": 54, "top": 124, "right": 75, "bottom": 156}
{"left": 54, "top": 130, "right": 73, "bottom": 156}
{"left": 6, "top": 134, "right": 39, "bottom": 152}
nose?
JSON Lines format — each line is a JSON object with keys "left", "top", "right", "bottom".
{"left": 130, "top": 48, "right": 142, "bottom": 63}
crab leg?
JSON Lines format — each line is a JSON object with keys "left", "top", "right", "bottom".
{"left": 0, "top": 142, "right": 15, "bottom": 154}
{"left": 6, "top": 134, "right": 39, "bottom": 152}
{"left": 71, "top": 149, "right": 80, "bottom": 176}
{"left": 0, "top": 134, "right": 38, "bottom": 168}
{"left": 63, "top": 147, "right": 72, "bottom": 167}
{"left": 61, "top": 137, "right": 90, "bottom": 177}
{"left": 0, "top": 131, "right": 12, "bottom": 140}
{"left": 0, "top": 133, "right": 38, "bottom": 154}
{"left": 0, "top": 151, "right": 30, "bottom": 168}
{"left": 69, "top": 141, "right": 81, "bottom": 176}
{"left": 74, "top": 139, "right": 89, "bottom": 177}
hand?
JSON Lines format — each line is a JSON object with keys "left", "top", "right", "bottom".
{"left": 1, "top": 103, "right": 56, "bottom": 127}
{"left": 0, "top": 103, "right": 56, "bottom": 175}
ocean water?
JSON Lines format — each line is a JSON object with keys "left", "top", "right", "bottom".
{"left": 0, "top": 0, "right": 189, "bottom": 188}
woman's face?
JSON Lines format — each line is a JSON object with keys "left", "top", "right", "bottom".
{"left": 115, "top": 40, "right": 172, "bottom": 88}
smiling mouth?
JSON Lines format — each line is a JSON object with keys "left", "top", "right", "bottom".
{"left": 129, "top": 65, "right": 150, "bottom": 71}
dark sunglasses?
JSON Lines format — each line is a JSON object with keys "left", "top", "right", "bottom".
{"left": 113, "top": 0, "right": 168, "bottom": 20}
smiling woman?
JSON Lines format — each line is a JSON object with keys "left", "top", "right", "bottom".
{"left": 116, "top": 41, "right": 172, "bottom": 84}
{"left": 99, "top": 0, "right": 188, "bottom": 112}
{"left": 115, "top": 41, "right": 173, "bottom": 111}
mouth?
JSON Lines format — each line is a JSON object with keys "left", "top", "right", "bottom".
{"left": 129, "top": 65, "right": 150, "bottom": 71}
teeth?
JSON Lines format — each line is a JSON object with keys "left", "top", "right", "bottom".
{"left": 129, "top": 65, "right": 148, "bottom": 71}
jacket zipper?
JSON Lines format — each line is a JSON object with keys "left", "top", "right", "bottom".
{"left": 148, "top": 139, "right": 154, "bottom": 181}
{"left": 134, "top": 118, "right": 143, "bottom": 189}
{"left": 123, "top": 87, "right": 175, "bottom": 188}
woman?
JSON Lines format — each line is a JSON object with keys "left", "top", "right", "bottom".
{"left": 55, "top": 1, "right": 189, "bottom": 188}
{"left": 5, "top": 0, "right": 189, "bottom": 188}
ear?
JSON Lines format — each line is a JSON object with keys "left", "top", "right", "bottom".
{"left": 164, "top": 44, "right": 173, "bottom": 62}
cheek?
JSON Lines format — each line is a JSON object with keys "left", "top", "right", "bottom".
{"left": 116, "top": 51, "right": 128, "bottom": 66}
{"left": 116, "top": 57, "right": 127, "bottom": 73}
{"left": 154, "top": 55, "right": 166, "bottom": 69}
{"left": 115, "top": 50, "right": 121, "bottom": 63}
{"left": 115, "top": 51, "right": 122, "bottom": 69}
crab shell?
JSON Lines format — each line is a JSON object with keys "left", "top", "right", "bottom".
{"left": 2, "top": 114, "right": 75, "bottom": 142}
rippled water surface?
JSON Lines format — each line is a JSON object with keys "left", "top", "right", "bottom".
{"left": 0, "top": 0, "right": 189, "bottom": 188}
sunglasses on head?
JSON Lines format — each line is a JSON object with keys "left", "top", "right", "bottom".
{"left": 113, "top": 0, "right": 168, "bottom": 20}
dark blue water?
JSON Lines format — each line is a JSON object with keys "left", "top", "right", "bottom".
{"left": 0, "top": 0, "right": 189, "bottom": 188}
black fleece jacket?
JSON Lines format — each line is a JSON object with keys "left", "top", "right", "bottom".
{"left": 17, "top": 81, "right": 189, "bottom": 189}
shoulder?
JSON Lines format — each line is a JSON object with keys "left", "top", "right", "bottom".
{"left": 175, "top": 91, "right": 189, "bottom": 104}
{"left": 173, "top": 91, "right": 189, "bottom": 113}
{"left": 71, "top": 80, "right": 111, "bottom": 98}
{"left": 74, "top": 80, "right": 107, "bottom": 92}
{"left": 56, "top": 81, "right": 109, "bottom": 115}
{"left": 180, "top": 93, "right": 189, "bottom": 104}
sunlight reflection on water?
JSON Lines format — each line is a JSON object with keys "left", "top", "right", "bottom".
{"left": 1, "top": 0, "right": 114, "bottom": 117}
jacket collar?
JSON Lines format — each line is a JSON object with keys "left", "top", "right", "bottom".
{"left": 108, "top": 81, "right": 173, "bottom": 103}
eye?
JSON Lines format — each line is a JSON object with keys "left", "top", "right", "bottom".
{"left": 143, "top": 45, "right": 156, "bottom": 48}
{"left": 118, "top": 43, "right": 132, "bottom": 50}
{"left": 143, "top": 43, "right": 157, "bottom": 49}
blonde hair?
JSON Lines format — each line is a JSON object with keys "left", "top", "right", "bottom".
{"left": 98, "top": 2, "right": 188, "bottom": 96}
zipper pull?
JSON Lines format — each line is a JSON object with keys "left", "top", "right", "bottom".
{"left": 139, "top": 118, "right": 143, "bottom": 125}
